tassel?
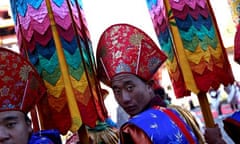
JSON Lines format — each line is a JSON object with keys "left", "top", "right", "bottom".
{"left": 87, "top": 121, "right": 119, "bottom": 144}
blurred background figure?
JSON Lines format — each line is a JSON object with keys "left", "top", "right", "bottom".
{"left": 224, "top": 82, "right": 240, "bottom": 112}
{"left": 209, "top": 88, "right": 228, "bottom": 116}
{"left": 154, "top": 87, "right": 171, "bottom": 107}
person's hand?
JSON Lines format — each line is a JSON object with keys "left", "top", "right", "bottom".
{"left": 204, "top": 124, "right": 226, "bottom": 144}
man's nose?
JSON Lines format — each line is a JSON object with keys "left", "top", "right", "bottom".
{"left": 122, "top": 90, "right": 131, "bottom": 103}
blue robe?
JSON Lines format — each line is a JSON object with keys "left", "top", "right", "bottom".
{"left": 28, "top": 129, "right": 62, "bottom": 144}
{"left": 120, "top": 107, "right": 198, "bottom": 144}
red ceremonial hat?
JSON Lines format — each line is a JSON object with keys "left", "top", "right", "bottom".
{"left": 96, "top": 23, "right": 167, "bottom": 86}
{"left": 0, "top": 48, "right": 46, "bottom": 113}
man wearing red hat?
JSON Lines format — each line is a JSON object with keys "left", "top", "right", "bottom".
{"left": 96, "top": 24, "right": 201, "bottom": 143}
{"left": 0, "top": 48, "right": 61, "bottom": 144}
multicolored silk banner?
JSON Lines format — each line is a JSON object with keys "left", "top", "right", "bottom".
{"left": 146, "top": 0, "right": 235, "bottom": 98}
{"left": 10, "top": 0, "right": 107, "bottom": 134}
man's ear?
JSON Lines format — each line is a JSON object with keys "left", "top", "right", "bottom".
{"left": 146, "top": 80, "right": 155, "bottom": 97}
{"left": 25, "top": 115, "right": 32, "bottom": 125}
{"left": 25, "top": 116, "right": 33, "bottom": 133}
{"left": 26, "top": 119, "right": 31, "bottom": 126}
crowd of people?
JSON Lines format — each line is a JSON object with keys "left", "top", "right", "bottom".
{"left": 0, "top": 0, "right": 240, "bottom": 141}
{"left": 209, "top": 83, "right": 240, "bottom": 116}
{"left": 1, "top": 22, "right": 240, "bottom": 143}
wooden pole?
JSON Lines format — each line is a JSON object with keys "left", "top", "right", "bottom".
{"left": 45, "top": 0, "right": 83, "bottom": 132}
{"left": 78, "top": 124, "right": 90, "bottom": 144}
{"left": 197, "top": 92, "right": 215, "bottom": 128}
{"left": 45, "top": 0, "right": 90, "bottom": 143}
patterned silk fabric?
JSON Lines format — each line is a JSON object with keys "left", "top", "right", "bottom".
{"left": 96, "top": 23, "right": 167, "bottom": 86}
{"left": 126, "top": 107, "right": 198, "bottom": 144}
{"left": 146, "top": 0, "right": 234, "bottom": 97}
{"left": 0, "top": 48, "right": 46, "bottom": 113}
{"left": 10, "top": 0, "right": 107, "bottom": 134}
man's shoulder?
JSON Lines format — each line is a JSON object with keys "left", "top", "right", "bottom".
{"left": 127, "top": 107, "right": 177, "bottom": 124}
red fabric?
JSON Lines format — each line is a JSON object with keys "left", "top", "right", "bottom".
{"left": 172, "top": 73, "right": 191, "bottom": 98}
{"left": 193, "top": 64, "right": 235, "bottom": 93}
{"left": 205, "top": 0, "right": 235, "bottom": 87}
{"left": 234, "top": 24, "right": 240, "bottom": 64}
{"left": 0, "top": 48, "right": 46, "bottom": 113}
{"left": 97, "top": 24, "right": 167, "bottom": 86}
{"left": 39, "top": 91, "right": 103, "bottom": 135}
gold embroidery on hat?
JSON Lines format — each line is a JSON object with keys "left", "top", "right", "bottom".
{"left": 19, "top": 65, "right": 33, "bottom": 81}
{"left": 129, "top": 33, "right": 144, "bottom": 46}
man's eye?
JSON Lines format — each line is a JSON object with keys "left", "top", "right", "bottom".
{"left": 127, "top": 85, "right": 134, "bottom": 91}
{"left": 6, "top": 122, "right": 17, "bottom": 128}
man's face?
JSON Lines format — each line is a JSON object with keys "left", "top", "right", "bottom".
{"left": 111, "top": 73, "right": 153, "bottom": 116}
{"left": 0, "top": 111, "right": 32, "bottom": 144}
